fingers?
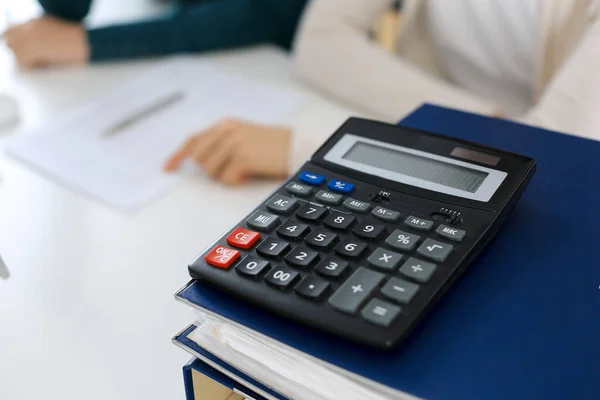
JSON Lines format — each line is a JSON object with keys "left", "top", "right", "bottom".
{"left": 218, "top": 158, "right": 248, "bottom": 185}
{"left": 163, "top": 118, "right": 238, "bottom": 172}
{"left": 201, "top": 133, "right": 237, "bottom": 178}
{"left": 189, "top": 119, "right": 236, "bottom": 164}
{"left": 163, "top": 135, "right": 199, "bottom": 172}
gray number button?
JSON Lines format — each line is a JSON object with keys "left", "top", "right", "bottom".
{"left": 399, "top": 257, "right": 437, "bottom": 282}
{"left": 361, "top": 298, "right": 401, "bottom": 328}
{"left": 417, "top": 238, "right": 453, "bottom": 262}
{"left": 381, "top": 278, "right": 419, "bottom": 304}
{"left": 367, "top": 247, "right": 403, "bottom": 271}
{"left": 246, "top": 210, "right": 280, "bottom": 231}
{"left": 265, "top": 194, "right": 298, "bottom": 214}
{"left": 328, "top": 267, "right": 384, "bottom": 314}
{"left": 385, "top": 229, "right": 421, "bottom": 251}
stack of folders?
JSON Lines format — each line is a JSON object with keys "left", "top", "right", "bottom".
{"left": 172, "top": 105, "right": 600, "bottom": 400}
{"left": 174, "top": 310, "right": 414, "bottom": 400}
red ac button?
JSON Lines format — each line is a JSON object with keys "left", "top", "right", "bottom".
{"left": 226, "top": 227, "right": 261, "bottom": 249}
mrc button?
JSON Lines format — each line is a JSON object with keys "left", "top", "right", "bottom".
{"left": 436, "top": 225, "right": 466, "bottom": 242}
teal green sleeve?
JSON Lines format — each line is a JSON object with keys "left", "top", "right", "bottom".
{"left": 38, "top": 0, "right": 93, "bottom": 21}
{"left": 40, "top": 0, "right": 307, "bottom": 62}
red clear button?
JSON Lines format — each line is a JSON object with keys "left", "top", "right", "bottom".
{"left": 226, "top": 227, "right": 261, "bottom": 249}
{"left": 205, "top": 245, "right": 240, "bottom": 269}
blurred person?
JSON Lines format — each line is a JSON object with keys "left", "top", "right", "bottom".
{"left": 167, "top": 0, "right": 600, "bottom": 186}
{"left": 294, "top": 0, "right": 600, "bottom": 138}
{"left": 3, "top": 0, "right": 307, "bottom": 67}
{"left": 3, "top": 0, "right": 309, "bottom": 186}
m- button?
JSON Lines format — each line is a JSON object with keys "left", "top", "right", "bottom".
{"left": 435, "top": 224, "right": 466, "bottom": 242}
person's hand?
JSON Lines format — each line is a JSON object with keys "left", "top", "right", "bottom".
{"left": 164, "top": 118, "right": 292, "bottom": 185}
{"left": 4, "top": 16, "right": 89, "bottom": 68}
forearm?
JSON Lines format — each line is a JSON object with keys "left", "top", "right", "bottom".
{"left": 39, "top": 0, "right": 93, "bottom": 21}
{"left": 87, "top": 0, "right": 305, "bottom": 62}
{"left": 521, "top": 20, "right": 600, "bottom": 140}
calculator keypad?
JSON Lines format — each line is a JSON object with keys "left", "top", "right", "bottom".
{"left": 193, "top": 169, "right": 475, "bottom": 349}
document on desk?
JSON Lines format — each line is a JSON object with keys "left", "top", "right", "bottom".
{"left": 5, "top": 59, "right": 305, "bottom": 212}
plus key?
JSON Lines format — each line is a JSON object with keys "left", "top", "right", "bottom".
{"left": 205, "top": 245, "right": 240, "bottom": 269}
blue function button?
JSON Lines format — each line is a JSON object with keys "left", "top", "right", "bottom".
{"left": 299, "top": 171, "right": 326, "bottom": 185}
{"left": 327, "top": 179, "right": 355, "bottom": 194}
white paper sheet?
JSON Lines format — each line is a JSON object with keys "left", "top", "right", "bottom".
{"left": 6, "top": 59, "right": 305, "bottom": 212}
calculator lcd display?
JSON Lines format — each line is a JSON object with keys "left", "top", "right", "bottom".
{"left": 343, "top": 142, "right": 489, "bottom": 193}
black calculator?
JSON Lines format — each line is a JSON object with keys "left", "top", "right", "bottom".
{"left": 188, "top": 118, "right": 536, "bottom": 349}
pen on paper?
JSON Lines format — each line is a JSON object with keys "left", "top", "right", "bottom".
{"left": 0, "top": 255, "right": 9, "bottom": 280}
{"left": 103, "top": 91, "right": 185, "bottom": 137}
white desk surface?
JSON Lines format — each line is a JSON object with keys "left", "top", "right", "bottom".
{"left": 0, "top": 41, "right": 368, "bottom": 399}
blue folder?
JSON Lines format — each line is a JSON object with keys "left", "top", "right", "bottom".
{"left": 175, "top": 324, "right": 285, "bottom": 400}
{"left": 176, "top": 104, "right": 600, "bottom": 400}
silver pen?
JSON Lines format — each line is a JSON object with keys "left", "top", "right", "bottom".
{"left": 103, "top": 91, "right": 185, "bottom": 137}
{"left": 0, "top": 254, "right": 9, "bottom": 280}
